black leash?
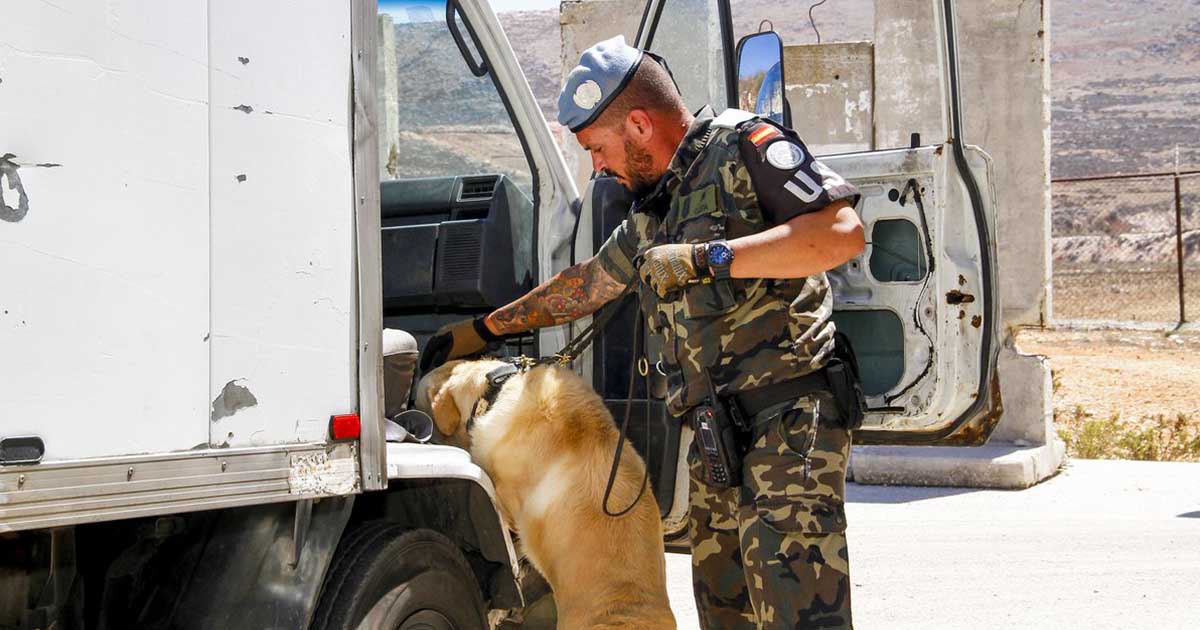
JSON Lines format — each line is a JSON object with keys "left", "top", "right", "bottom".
{"left": 465, "top": 281, "right": 652, "bottom": 519}
{"left": 601, "top": 308, "right": 652, "bottom": 517}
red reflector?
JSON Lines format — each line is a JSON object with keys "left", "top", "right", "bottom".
{"left": 329, "top": 414, "right": 361, "bottom": 440}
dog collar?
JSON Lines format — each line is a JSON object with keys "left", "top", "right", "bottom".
{"left": 467, "top": 362, "right": 521, "bottom": 430}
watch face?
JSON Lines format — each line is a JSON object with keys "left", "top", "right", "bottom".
{"left": 708, "top": 243, "right": 733, "bottom": 266}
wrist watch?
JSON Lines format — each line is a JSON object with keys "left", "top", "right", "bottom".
{"left": 702, "top": 240, "right": 734, "bottom": 280}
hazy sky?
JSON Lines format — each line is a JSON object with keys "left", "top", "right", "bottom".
{"left": 489, "top": 0, "right": 560, "bottom": 12}
{"left": 379, "top": 0, "right": 560, "bottom": 20}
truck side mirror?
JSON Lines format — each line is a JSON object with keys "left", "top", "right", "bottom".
{"left": 735, "top": 31, "right": 787, "bottom": 127}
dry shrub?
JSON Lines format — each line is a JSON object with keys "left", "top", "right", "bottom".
{"left": 1056, "top": 407, "right": 1200, "bottom": 462}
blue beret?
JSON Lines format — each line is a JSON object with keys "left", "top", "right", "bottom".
{"left": 557, "top": 36, "right": 644, "bottom": 132}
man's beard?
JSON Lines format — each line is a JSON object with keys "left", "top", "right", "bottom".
{"left": 622, "top": 137, "right": 660, "bottom": 198}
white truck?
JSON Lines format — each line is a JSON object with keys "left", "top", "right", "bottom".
{"left": 0, "top": 0, "right": 1000, "bottom": 627}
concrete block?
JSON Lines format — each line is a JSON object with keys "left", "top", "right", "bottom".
{"left": 783, "top": 42, "right": 874, "bottom": 154}
{"left": 850, "top": 441, "right": 1066, "bottom": 490}
{"left": 873, "top": 0, "right": 945, "bottom": 150}
{"left": 993, "top": 341, "right": 1055, "bottom": 445}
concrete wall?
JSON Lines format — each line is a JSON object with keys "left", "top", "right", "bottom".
{"left": 377, "top": 14, "right": 400, "bottom": 179}
{"left": 783, "top": 42, "right": 875, "bottom": 154}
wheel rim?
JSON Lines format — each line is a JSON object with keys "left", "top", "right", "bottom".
{"left": 398, "top": 610, "right": 455, "bottom": 630}
{"left": 356, "top": 585, "right": 461, "bottom": 630}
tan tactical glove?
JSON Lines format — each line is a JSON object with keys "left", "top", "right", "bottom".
{"left": 419, "top": 317, "right": 503, "bottom": 374}
{"left": 637, "top": 244, "right": 706, "bottom": 299}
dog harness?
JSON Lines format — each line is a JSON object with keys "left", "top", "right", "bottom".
{"left": 466, "top": 362, "right": 522, "bottom": 431}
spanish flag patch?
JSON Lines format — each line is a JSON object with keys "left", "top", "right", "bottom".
{"left": 747, "top": 123, "right": 782, "bottom": 147}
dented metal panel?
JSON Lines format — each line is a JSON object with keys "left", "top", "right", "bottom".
{"left": 207, "top": 0, "right": 357, "bottom": 450}
{"left": 0, "top": 0, "right": 211, "bottom": 460}
{"left": 1, "top": 2, "right": 357, "bottom": 463}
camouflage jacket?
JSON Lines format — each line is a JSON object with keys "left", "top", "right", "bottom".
{"left": 596, "top": 107, "right": 859, "bottom": 416}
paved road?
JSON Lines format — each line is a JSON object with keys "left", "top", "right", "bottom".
{"left": 664, "top": 459, "right": 1200, "bottom": 629}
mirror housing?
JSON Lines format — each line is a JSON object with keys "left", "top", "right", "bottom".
{"left": 734, "top": 31, "right": 788, "bottom": 127}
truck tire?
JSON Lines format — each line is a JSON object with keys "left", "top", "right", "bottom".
{"left": 311, "top": 524, "right": 487, "bottom": 630}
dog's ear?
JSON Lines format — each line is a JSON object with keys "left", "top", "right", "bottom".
{"left": 430, "top": 379, "right": 465, "bottom": 437}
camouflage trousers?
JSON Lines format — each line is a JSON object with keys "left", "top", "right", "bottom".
{"left": 688, "top": 394, "right": 853, "bottom": 629}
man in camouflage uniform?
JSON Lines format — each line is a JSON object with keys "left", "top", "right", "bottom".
{"left": 423, "top": 36, "right": 863, "bottom": 629}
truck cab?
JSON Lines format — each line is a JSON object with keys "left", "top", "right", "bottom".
{"left": 0, "top": 0, "right": 998, "bottom": 627}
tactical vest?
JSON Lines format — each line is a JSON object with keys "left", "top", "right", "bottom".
{"left": 630, "top": 110, "right": 837, "bottom": 417}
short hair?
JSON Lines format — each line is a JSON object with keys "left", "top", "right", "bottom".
{"left": 593, "top": 56, "right": 687, "bottom": 129}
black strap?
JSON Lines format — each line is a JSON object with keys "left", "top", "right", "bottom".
{"left": 466, "top": 362, "right": 522, "bottom": 431}
{"left": 601, "top": 308, "right": 651, "bottom": 518}
{"left": 732, "top": 371, "right": 830, "bottom": 419}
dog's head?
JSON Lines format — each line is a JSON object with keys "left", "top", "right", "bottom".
{"left": 414, "top": 359, "right": 508, "bottom": 447}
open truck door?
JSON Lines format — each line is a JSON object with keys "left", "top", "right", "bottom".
{"left": 571, "top": 0, "right": 1002, "bottom": 539}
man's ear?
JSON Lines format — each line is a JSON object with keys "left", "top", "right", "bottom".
{"left": 625, "top": 108, "right": 654, "bottom": 144}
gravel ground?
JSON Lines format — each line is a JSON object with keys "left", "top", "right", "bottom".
{"left": 1017, "top": 327, "right": 1200, "bottom": 425}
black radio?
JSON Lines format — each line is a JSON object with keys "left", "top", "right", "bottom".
{"left": 691, "top": 375, "right": 748, "bottom": 489}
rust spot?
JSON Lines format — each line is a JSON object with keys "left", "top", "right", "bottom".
{"left": 935, "top": 145, "right": 944, "bottom": 155}
{"left": 233, "top": 104, "right": 253, "bottom": 114}
{"left": 946, "top": 290, "right": 976, "bottom": 305}
{"left": 236, "top": 174, "right": 247, "bottom": 183}
{"left": 958, "top": 310, "right": 966, "bottom": 320}
{"left": 238, "top": 56, "right": 250, "bottom": 65}
{"left": 958, "top": 274, "right": 967, "bottom": 286}
{"left": 971, "top": 315, "right": 982, "bottom": 328}
{"left": 939, "top": 369, "right": 1004, "bottom": 446}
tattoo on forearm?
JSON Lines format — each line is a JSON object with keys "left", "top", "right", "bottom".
{"left": 488, "top": 257, "right": 627, "bottom": 335}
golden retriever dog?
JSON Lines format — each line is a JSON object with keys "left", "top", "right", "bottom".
{"left": 416, "top": 359, "right": 675, "bottom": 630}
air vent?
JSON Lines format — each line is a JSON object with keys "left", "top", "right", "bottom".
{"left": 440, "top": 231, "right": 483, "bottom": 283}
{"left": 459, "top": 177, "right": 497, "bottom": 202}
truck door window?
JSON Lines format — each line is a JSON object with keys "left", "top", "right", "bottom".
{"left": 642, "top": 0, "right": 730, "bottom": 112}
{"left": 378, "top": 0, "right": 534, "bottom": 198}
{"left": 869, "top": 218, "right": 929, "bottom": 283}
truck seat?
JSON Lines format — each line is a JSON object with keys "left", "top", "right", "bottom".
{"left": 383, "top": 328, "right": 419, "bottom": 418}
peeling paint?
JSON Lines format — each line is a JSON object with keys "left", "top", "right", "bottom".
{"left": 34, "top": 163, "right": 62, "bottom": 168}
{"left": 237, "top": 56, "right": 250, "bottom": 65}
{"left": 211, "top": 379, "right": 258, "bottom": 421}
{"left": 0, "top": 154, "right": 30, "bottom": 223}
{"left": 235, "top": 174, "right": 246, "bottom": 183}
{"left": 233, "top": 104, "right": 253, "bottom": 114}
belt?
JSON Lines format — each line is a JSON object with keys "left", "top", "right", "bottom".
{"left": 731, "top": 370, "right": 830, "bottom": 421}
